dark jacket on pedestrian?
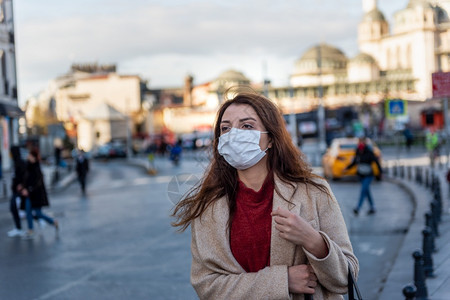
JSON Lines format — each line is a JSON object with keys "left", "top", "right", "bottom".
{"left": 10, "top": 146, "right": 26, "bottom": 194}
{"left": 20, "top": 160, "right": 49, "bottom": 209}
{"left": 346, "top": 144, "right": 382, "bottom": 177}
{"left": 76, "top": 155, "right": 89, "bottom": 178}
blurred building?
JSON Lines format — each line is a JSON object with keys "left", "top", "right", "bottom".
{"left": 24, "top": 63, "right": 149, "bottom": 152}
{"left": 0, "top": 0, "right": 22, "bottom": 170}
{"left": 150, "top": 0, "right": 450, "bottom": 140}
{"left": 268, "top": 0, "right": 450, "bottom": 134}
{"left": 145, "top": 70, "right": 254, "bottom": 136}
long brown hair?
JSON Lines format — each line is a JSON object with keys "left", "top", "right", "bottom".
{"left": 171, "top": 89, "right": 329, "bottom": 231}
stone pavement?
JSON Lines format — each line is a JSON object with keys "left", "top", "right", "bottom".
{"left": 127, "top": 148, "right": 450, "bottom": 299}
{"left": 2, "top": 146, "right": 449, "bottom": 299}
{"left": 126, "top": 147, "right": 450, "bottom": 298}
{"left": 380, "top": 156, "right": 450, "bottom": 299}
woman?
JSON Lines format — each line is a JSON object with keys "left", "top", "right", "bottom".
{"left": 7, "top": 146, "right": 27, "bottom": 237}
{"left": 172, "top": 91, "right": 358, "bottom": 299}
{"left": 19, "top": 148, "right": 59, "bottom": 238}
{"left": 344, "top": 137, "right": 382, "bottom": 216}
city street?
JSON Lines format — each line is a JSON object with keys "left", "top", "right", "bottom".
{"left": 4, "top": 1, "right": 450, "bottom": 299}
{"left": 0, "top": 154, "right": 413, "bottom": 300}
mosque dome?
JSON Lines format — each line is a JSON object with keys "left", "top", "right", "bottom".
{"left": 350, "top": 53, "right": 376, "bottom": 64}
{"left": 363, "top": 9, "right": 386, "bottom": 22}
{"left": 293, "top": 43, "right": 347, "bottom": 75}
{"left": 215, "top": 69, "right": 250, "bottom": 84}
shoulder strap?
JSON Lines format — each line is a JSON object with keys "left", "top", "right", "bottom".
{"left": 348, "top": 264, "right": 363, "bottom": 300}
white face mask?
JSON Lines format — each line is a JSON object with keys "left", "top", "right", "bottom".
{"left": 218, "top": 128, "right": 269, "bottom": 170}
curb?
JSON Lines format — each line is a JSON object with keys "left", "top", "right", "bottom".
{"left": 379, "top": 171, "right": 446, "bottom": 298}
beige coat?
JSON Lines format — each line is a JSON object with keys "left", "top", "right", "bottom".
{"left": 191, "top": 176, "right": 359, "bottom": 300}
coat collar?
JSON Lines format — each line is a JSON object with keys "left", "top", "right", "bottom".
{"left": 209, "top": 175, "right": 307, "bottom": 269}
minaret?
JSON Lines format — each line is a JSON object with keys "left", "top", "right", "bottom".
{"left": 362, "top": 0, "right": 377, "bottom": 13}
{"left": 183, "top": 74, "right": 193, "bottom": 107}
{"left": 358, "top": 0, "right": 388, "bottom": 64}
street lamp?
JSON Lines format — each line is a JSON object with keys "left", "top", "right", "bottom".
{"left": 317, "top": 45, "right": 327, "bottom": 153}
{"left": 289, "top": 84, "right": 298, "bottom": 147}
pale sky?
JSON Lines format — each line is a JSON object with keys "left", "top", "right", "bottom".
{"left": 13, "top": 0, "right": 409, "bottom": 105}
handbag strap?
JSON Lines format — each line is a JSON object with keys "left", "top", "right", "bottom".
{"left": 348, "top": 264, "right": 363, "bottom": 300}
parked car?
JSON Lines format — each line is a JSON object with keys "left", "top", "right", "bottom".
{"left": 322, "top": 137, "right": 382, "bottom": 180}
{"left": 94, "top": 142, "right": 127, "bottom": 158}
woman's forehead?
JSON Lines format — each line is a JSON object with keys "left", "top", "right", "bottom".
{"left": 222, "top": 104, "right": 259, "bottom": 120}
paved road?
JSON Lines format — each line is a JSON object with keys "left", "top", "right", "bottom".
{"left": 331, "top": 179, "right": 413, "bottom": 300}
{"left": 0, "top": 156, "right": 413, "bottom": 300}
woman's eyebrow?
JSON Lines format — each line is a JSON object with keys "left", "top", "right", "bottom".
{"left": 221, "top": 117, "right": 256, "bottom": 124}
{"left": 239, "top": 117, "right": 257, "bottom": 122}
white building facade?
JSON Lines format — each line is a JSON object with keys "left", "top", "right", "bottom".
{"left": 358, "top": 0, "right": 450, "bottom": 100}
{"left": 266, "top": 0, "right": 450, "bottom": 130}
{"left": 0, "top": 0, "right": 21, "bottom": 171}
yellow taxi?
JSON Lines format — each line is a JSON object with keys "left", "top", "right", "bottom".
{"left": 322, "top": 137, "right": 382, "bottom": 180}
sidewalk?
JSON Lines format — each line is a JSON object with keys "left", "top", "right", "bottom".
{"left": 380, "top": 159, "right": 450, "bottom": 299}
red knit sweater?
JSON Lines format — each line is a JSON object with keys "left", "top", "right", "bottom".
{"left": 230, "top": 173, "right": 274, "bottom": 272}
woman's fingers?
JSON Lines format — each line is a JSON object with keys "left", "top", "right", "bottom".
{"left": 271, "top": 207, "right": 291, "bottom": 218}
{"left": 273, "top": 215, "right": 289, "bottom": 226}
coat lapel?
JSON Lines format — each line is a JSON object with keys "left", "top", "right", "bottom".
{"left": 270, "top": 176, "right": 302, "bottom": 266}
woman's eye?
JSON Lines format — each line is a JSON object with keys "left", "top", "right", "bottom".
{"left": 221, "top": 126, "right": 230, "bottom": 133}
{"left": 242, "top": 124, "right": 254, "bottom": 129}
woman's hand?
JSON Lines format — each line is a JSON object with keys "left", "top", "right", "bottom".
{"left": 272, "top": 207, "right": 328, "bottom": 258}
{"left": 21, "top": 189, "right": 29, "bottom": 197}
{"left": 288, "top": 264, "right": 317, "bottom": 294}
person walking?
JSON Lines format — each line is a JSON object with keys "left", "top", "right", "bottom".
{"left": 169, "top": 139, "right": 182, "bottom": 166}
{"left": 6, "top": 146, "right": 27, "bottom": 237}
{"left": 19, "top": 148, "right": 58, "bottom": 239}
{"left": 344, "top": 137, "right": 382, "bottom": 216}
{"left": 426, "top": 129, "right": 440, "bottom": 167}
{"left": 403, "top": 126, "right": 414, "bottom": 151}
{"left": 172, "top": 90, "right": 358, "bottom": 299}
{"left": 75, "top": 149, "right": 89, "bottom": 194}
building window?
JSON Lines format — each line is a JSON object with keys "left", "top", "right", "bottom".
{"left": 0, "top": 0, "right": 4, "bottom": 23}
{"left": 0, "top": 50, "right": 7, "bottom": 95}
{"left": 406, "top": 45, "right": 412, "bottom": 68}
{"left": 387, "top": 49, "right": 391, "bottom": 69}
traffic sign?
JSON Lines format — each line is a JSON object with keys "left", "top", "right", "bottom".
{"left": 432, "top": 72, "right": 450, "bottom": 98}
{"left": 385, "top": 99, "right": 407, "bottom": 119}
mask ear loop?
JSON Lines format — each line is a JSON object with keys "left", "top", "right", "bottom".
{"left": 260, "top": 131, "right": 271, "bottom": 151}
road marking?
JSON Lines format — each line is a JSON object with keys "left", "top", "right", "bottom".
{"left": 34, "top": 254, "right": 131, "bottom": 300}
{"left": 358, "top": 242, "right": 385, "bottom": 256}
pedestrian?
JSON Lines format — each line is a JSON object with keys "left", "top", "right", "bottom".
{"left": 344, "top": 137, "right": 382, "bottom": 216}
{"left": 75, "top": 149, "right": 89, "bottom": 194}
{"left": 446, "top": 168, "right": 450, "bottom": 198}
{"left": 403, "top": 126, "right": 414, "bottom": 151}
{"left": 172, "top": 90, "right": 358, "bottom": 299}
{"left": 169, "top": 139, "right": 182, "bottom": 166}
{"left": 19, "top": 148, "right": 58, "bottom": 239}
{"left": 6, "top": 146, "right": 27, "bottom": 237}
{"left": 54, "top": 144, "right": 62, "bottom": 167}
{"left": 426, "top": 129, "right": 440, "bottom": 167}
